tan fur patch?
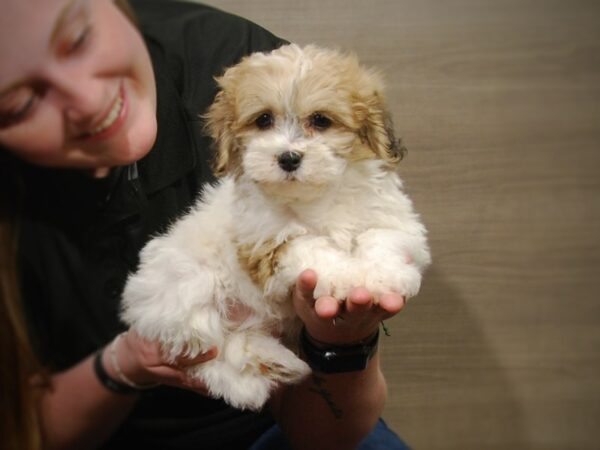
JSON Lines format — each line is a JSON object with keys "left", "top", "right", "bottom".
{"left": 348, "top": 139, "right": 378, "bottom": 162}
{"left": 237, "top": 240, "right": 288, "bottom": 290}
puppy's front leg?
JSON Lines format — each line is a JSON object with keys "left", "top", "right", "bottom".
{"left": 354, "top": 228, "right": 431, "bottom": 300}
{"left": 272, "top": 235, "right": 357, "bottom": 301}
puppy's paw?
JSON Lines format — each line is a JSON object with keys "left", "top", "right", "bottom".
{"left": 313, "top": 269, "right": 356, "bottom": 300}
{"left": 192, "top": 360, "right": 274, "bottom": 411}
{"left": 279, "top": 236, "right": 354, "bottom": 299}
{"left": 257, "top": 349, "right": 311, "bottom": 384}
{"left": 245, "top": 333, "right": 310, "bottom": 384}
{"left": 193, "top": 332, "right": 310, "bottom": 410}
{"left": 138, "top": 304, "right": 225, "bottom": 363}
{"left": 363, "top": 263, "right": 422, "bottom": 300}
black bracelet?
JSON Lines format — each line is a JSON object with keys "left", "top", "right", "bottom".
{"left": 93, "top": 349, "right": 139, "bottom": 395}
{"left": 300, "top": 328, "right": 379, "bottom": 374}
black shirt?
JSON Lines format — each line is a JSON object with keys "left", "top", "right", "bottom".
{"left": 16, "top": 1, "right": 285, "bottom": 448}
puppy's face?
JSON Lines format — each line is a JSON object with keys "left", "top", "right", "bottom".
{"left": 205, "top": 44, "right": 402, "bottom": 200}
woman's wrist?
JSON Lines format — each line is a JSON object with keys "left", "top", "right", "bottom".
{"left": 110, "top": 333, "right": 160, "bottom": 388}
{"left": 300, "top": 326, "right": 380, "bottom": 374}
{"left": 96, "top": 333, "right": 158, "bottom": 394}
{"left": 302, "top": 321, "right": 381, "bottom": 347}
{"left": 94, "top": 349, "right": 139, "bottom": 395}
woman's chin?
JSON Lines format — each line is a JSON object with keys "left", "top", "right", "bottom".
{"left": 91, "top": 167, "right": 112, "bottom": 179}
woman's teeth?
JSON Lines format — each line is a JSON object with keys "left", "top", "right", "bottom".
{"left": 89, "top": 93, "right": 123, "bottom": 136}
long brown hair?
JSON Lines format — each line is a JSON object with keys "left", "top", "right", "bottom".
{"left": 0, "top": 158, "right": 42, "bottom": 450}
{"left": 115, "top": 0, "right": 139, "bottom": 26}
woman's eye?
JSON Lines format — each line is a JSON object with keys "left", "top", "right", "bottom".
{"left": 70, "top": 26, "right": 91, "bottom": 53}
{"left": 309, "top": 113, "right": 332, "bottom": 131}
{"left": 0, "top": 90, "right": 37, "bottom": 129}
{"left": 61, "top": 25, "right": 92, "bottom": 56}
{"left": 255, "top": 112, "right": 274, "bottom": 130}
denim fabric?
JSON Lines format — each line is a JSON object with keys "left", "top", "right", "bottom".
{"left": 249, "top": 419, "right": 410, "bottom": 449}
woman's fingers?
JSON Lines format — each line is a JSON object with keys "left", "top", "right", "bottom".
{"left": 147, "top": 365, "right": 210, "bottom": 395}
{"left": 295, "top": 269, "right": 318, "bottom": 305}
{"left": 378, "top": 293, "right": 406, "bottom": 317}
{"left": 173, "top": 347, "right": 218, "bottom": 367}
{"left": 314, "top": 296, "right": 339, "bottom": 319}
{"left": 346, "top": 287, "right": 374, "bottom": 313}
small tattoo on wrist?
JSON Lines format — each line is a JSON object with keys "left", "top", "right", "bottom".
{"left": 309, "top": 374, "right": 343, "bottom": 419}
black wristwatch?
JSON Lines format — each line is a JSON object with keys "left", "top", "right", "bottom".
{"left": 300, "top": 327, "right": 379, "bottom": 374}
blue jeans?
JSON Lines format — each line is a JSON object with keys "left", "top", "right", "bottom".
{"left": 249, "top": 419, "right": 410, "bottom": 449}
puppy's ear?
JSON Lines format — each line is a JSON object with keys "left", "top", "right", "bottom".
{"left": 360, "top": 90, "right": 406, "bottom": 164}
{"left": 203, "top": 85, "right": 239, "bottom": 177}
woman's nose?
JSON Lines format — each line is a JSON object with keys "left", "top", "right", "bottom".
{"left": 63, "top": 86, "right": 107, "bottom": 126}
{"left": 48, "top": 69, "right": 107, "bottom": 126}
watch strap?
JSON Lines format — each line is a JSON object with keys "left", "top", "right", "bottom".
{"left": 300, "top": 327, "right": 379, "bottom": 374}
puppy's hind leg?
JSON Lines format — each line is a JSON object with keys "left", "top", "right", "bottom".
{"left": 192, "top": 332, "right": 311, "bottom": 410}
{"left": 245, "top": 332, "right": 311, "bottom": 384}
{"left": 121, "top": 242, "right": 226, "bottom": 360}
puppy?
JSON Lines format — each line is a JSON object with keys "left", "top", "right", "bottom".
{"left": 121, "top": 44, "right": 430, "bottom": 410}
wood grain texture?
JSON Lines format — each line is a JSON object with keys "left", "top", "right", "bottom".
{"left": 197, "top": 1, "right": 600, "bottom": 448}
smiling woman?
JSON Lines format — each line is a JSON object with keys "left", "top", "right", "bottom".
{"left": 0, "top": 1, "right": 165, "bottom": 448}
{"left": 0, "top": 0, "right": 157, "bottom": 177}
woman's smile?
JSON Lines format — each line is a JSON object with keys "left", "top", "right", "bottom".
{"left": 78, "top": 82, "right": 127, "bottom": 141}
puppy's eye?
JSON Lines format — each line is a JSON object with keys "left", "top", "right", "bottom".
{"left": 309, "top": 113, "right": 332, "bottom": 131}
{"left": 255, "top": 112, "right": 274, "bottom": 130}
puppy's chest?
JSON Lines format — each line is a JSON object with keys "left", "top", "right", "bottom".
{"left": 236, "top": 239, "right": 288, "bottom": 292}
{"left": 235, "top": 220, "right": 357, "bottom": 291}
{"left": 230, "top": 183, "right": 387, "bottom": 290}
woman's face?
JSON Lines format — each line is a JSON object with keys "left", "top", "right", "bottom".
{"left": 0, "top": 0, "right": 157, "bottom": 177}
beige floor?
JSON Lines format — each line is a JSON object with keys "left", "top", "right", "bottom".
{"left": 197, "top": 1, "right": 600, "bottom": 448}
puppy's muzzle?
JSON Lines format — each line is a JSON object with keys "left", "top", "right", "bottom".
{"left": 277, "top": 151, "right": 303, "bottom": 172}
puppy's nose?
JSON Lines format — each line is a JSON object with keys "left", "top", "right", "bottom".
{"left": 277, "top": 151, "right": 303, "bottom": 172}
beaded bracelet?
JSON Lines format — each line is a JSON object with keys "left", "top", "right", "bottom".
{"left": 109, "top": 332, "right": 159, "bottom": 390}
{"left": 93, "top": 333, "right": 158, "bottom": 394}
{"left": 93, "top": 348, "right": 139, "bottom": 395}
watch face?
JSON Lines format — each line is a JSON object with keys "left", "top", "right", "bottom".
{"left": 324, "top": 351, "right": 336, "bottom": 360}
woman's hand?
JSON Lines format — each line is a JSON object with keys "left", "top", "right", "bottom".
{"left": 292, "top": 269, "right": 405, "bottom": 345}
{"left": 105, "top": 330, "right": 217, "bottom": 394}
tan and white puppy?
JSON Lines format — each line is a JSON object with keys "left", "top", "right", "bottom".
{"left": 121, "top": 44, "right": 430, "bottom": 410}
